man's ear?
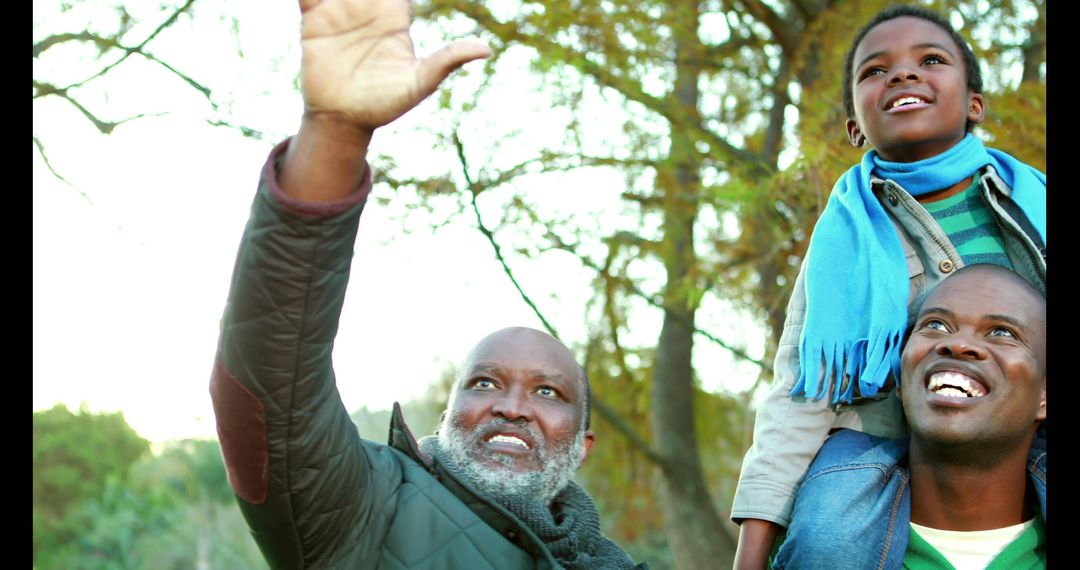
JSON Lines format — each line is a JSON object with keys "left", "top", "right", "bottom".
{"left": 847, "top": 118, "right": 866, "bottom": 147}
{"left": 967, "top": 92, "right": 985, "bottom": 125}
{"left": 577, "top": 430, "right": 596, "bottom": 469}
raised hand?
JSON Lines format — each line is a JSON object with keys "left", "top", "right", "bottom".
{"left": 298, "top": 0, "right": 491, "bottom": 135}
{"left": 281, "top": 0, "right": 490, "bottom": 202}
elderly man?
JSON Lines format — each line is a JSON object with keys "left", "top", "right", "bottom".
{"left": 772, "top": 264, "right": 1046, "bottom": 569}
{"left": 208, "top": 0, "right": 644, "bottom": 568}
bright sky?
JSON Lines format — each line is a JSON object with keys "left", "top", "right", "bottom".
{"left": 33, "top": 1, "right": 767, "bottom": 444}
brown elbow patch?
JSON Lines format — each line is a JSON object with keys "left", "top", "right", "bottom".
{"left": 210, "top": 359, "right": 269, "bottom": 504}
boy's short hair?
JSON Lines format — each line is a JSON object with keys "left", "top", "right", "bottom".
{"left": 842, "top": 4, "right": 984, "bottom": 132}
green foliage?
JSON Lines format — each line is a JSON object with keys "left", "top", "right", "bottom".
{"left": 33, "top": 404, "right": 150, "bottom": 561}
{"left": 37, "top": 469, "right": 265, "bottom": 570}
{"left": 351, "top": 366, "right": 453, "bottom": 441}
{"left": 34, "top": 410, "right": 265, "bottom": 569}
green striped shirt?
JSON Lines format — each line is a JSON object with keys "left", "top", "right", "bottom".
{"left": 921, "top": 179, "right": 1013, "bottom": 270}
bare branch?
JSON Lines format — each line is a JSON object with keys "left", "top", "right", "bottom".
{"left": 38, "top": 28, "right": 215, "bottom": 106}
{"left": 453, "top": 131, "right": 561, "bottom": 338}
{"left": 34, "top": 80, "right": 154, "bottom": 135}
{"left": 33, "top": 136, "right": 91, "bottom": 204}
{"left": 34, "top": 32, "right": 102, "bottom": 58}
{"left": 436, "top": 1, "right": 771, "bottom": 172}
{"left": 454, "top": 132, "right": 667, "bottom": 463}
{"left": 206, "top": 119, "right": 268, "bottom": 141}
{"left": 591, "top": 397, "right": 667, "bottom": 466}
{"left": 548, "top": 232, "right": 772, "bottom": 372}
{"left": 64, "top": 0, "right": 199, "bottom": 91}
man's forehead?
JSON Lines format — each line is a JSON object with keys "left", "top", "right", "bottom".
{"left": 462, "top": 328, "right": 583, "bottom": 385}
{"left": 466, "top": 361, "right": 573, "bottom": 383}
{"left": 920, "top": 267, "right": 1045, "bottom": 323}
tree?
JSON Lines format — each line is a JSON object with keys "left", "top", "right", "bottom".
{"left": 35, "top": 438, "right": 266, "bottom": 569}
{"left": 376, "top": 0, "right": 1046, "bottom": 566}
{"left": 33, "top": 0, "right": 1045, "bottom": 567}
{"left": 33, "top": 404, "right": 150, "bottom": 563}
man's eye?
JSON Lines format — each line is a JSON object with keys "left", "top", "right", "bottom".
{"left": 922, "top": 319, "right": 948, "bottom": 332}
{"left": 473, "top": 379, "right": 496, "bottom": 390}
{"left": 988, "top": 326, "right": 1016, "bottom": 338}
{"left": 536, "top": 386, "right": 559, "bottom": 399}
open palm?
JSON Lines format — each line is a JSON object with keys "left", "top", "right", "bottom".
{"left": 298, "top": 0, "right": 490, "bottom": 131}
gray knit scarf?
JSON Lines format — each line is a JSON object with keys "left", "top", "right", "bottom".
{"left": 419, "top": 437, "right": 639, "bottom": 570}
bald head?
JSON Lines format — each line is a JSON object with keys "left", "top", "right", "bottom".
{"left": 921, "top": 264, "right": 1045, "bottom": 324}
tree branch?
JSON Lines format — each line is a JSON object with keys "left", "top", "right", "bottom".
{"left": 453, "top": 131, "right": 560, "bottom": 338}
{"left": 33, "top": 136, "right": 93, "bottom": 204}
{"left": 33, "top": 32, "right": 102, "bottom": 58}
{"left": 206, "top": 119, "right": 267, "bottom": 141}
{"left": 34, "top": 81, "right": 166, "bottom": 134}
{"left": 453, "top": 131, "right": 668, "bottom": 464}
{"left": 433, "top": 0, "right": 772, "bottom": 172}
{"left": 63, "top": 0, "right": 199, "bottom": 91}
{"left": 591, "top": 397, "right": 667, "bottom": 466}
{"left": 734, "top": 0, "right": 799, "bottom": 54}
{"left": 547, "top": 231, "right": 772, "bottom": 372}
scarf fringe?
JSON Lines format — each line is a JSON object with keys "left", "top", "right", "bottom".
{"left": 791, "top": 328, "right": 903, "bottom": 405}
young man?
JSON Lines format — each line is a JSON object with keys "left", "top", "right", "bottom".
{"left": 208, "top": 0, "right": 643, "bottom": 568}
{"left": 773, "top": 264, "right": 1046, "bottom": 569}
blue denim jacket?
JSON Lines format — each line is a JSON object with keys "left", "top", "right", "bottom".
{"left": 773, "top": 427, "right": 1047, "bottom": 570}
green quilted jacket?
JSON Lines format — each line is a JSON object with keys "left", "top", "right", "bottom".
{"left": 209, "top": 144, "right": 566, "bottom": 569}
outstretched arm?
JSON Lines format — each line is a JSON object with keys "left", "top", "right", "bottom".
{"left": 280, "top": 0, "right": 491, "bottom": 203}
{"left": 211, "top": 2, "right": 489, "bottom": 567}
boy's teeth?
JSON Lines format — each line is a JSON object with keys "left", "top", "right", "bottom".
{"left": 489, "top": 435, "right": 529, "bottom": 449}
{"left": 892, "top": 96, "right": 924, "bottom": 108}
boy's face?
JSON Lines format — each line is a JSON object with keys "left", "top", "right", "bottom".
{"left": 846, "top": 16, "right": 983, "bottom": 162}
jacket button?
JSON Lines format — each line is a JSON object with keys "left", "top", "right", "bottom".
{"left": 939, "top": 259, "right": 955, "bottom": 273}
{"left": 887, "top": 190, "right": 899, "bottom": 206}
{"left": 505, "top": 529, "right": 518, "bottom": 541}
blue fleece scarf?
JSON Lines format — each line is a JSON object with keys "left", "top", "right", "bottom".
{"left": 791, "top": 134, "right": 1045, "bottom": 403}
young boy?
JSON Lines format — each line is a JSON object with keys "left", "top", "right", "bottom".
{"left": 730, "top": 6, "right": 1046, "bottom": 568}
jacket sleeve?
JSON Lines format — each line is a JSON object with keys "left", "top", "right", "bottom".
{"left": 730, "top": 258, "right": 833, "bottom": 527}
{"left": 209, "top": 140, "right": 401, "bottom": 568}
{"left": 730, "top": 258, "right": 905, "bottom": 527}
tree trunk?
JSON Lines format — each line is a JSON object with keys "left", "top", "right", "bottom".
{"left": 649, "top": 2, "right": 737, "bottom": 567}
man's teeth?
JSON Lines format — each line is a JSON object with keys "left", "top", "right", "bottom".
{"left": 892, "top": 96, "right": 925, "bottom": 108}
{"left": 928, "top": 371, "right": 986, "bottom": 398}
{"left": 489, "top": 435, "right": 529, "bottom": 449}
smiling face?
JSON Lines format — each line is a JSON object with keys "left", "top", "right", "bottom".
{"left": 846, "top": 16, "right": 984, "bottom": 162}
{"left": 437, "top": 327, "right": 594, "bottom": 504}
{"left": 900, "top": 266, "right": 1046, "bottom": 451}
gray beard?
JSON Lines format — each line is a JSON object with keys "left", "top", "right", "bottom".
{"left": 437, "top": 414, "right": 585, "bottom": 506}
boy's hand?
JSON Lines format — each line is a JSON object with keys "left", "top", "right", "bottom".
{"left": 733, "top": 518, "right": 782, "bottom": 570}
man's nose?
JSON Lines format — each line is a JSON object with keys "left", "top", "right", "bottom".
{"left": 490, "top": 387, "right": 533, "bottom": 422}
{"left": 935, "top": 331, "right": 986, "bottom": 360}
